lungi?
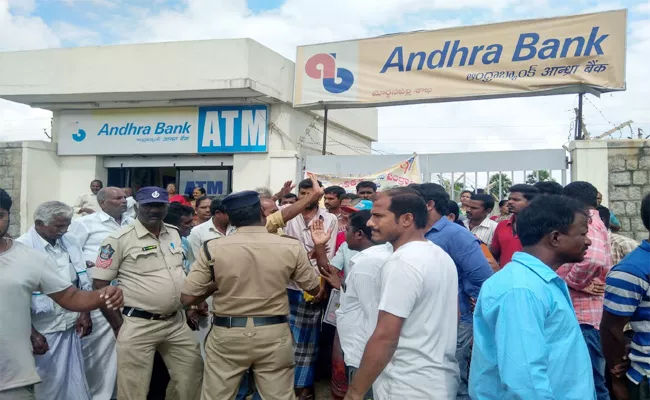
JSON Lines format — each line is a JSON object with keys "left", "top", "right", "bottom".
{"left": 82, "top": 310, "right": 117, "bottom": 400}
{"left": 288, "top": 289, "right": 321, "bottom": 388}
{"left": 34, "top": 327, "right": 91, "bottom": 400}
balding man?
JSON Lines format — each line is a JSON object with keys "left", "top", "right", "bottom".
{"left": 73, "top": 180, "right": 104, "bottom": 217}
{"left": 69, "top": 187, "right": 134, "bottom": 400}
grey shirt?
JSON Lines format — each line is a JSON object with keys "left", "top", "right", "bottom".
{"left": 0, "top": 240, "right": 72, "bottom": 391}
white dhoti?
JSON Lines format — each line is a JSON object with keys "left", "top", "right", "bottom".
{"left": 82, "top": 310, "right": 117, "bottom": 400}
{"left": 34, "top": 327, "right": 91, "bottom": 400}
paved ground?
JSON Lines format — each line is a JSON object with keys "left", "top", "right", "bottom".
{"left": 246, "top": 380, "right": 332, "bottom": 399}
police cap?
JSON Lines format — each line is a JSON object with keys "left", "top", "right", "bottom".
{"left": 222, "top": 190, "right": 260, "bottom": 211}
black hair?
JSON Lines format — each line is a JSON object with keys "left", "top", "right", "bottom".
{"left": 298, "top": 178, "right": 323, "bottom": 190}
{"left": 195, "top": 196, "right": 211, "bottom": 208}
{"left": 210, "top": 197, "right": 226, "bottom": 215}
{"left": 282, "top": 193, "right": 298, "bottom": 200}
{"left": 461, "top": 190, "right": 473, "bottom": 196}
{"left": 509, "top": 184, "right": 539, "bottom": 201}
{"left": 471, "top": 193, "right": 495, "bottom": 211}
{"left": 164, "top": 203, "right": 194, "bottom": 226}
{"left": 409, "top": 183, "right": 450, "bottom": 216}
{"left": 534, "top": 181, "right": 564, "bottom": 196}
{"left": 324, "top": 186, "right": 346, "bottom": 199}
{"left": 341, "top": 193, "right": 359, "bottom": 201}
{"left": 91, "top": 179, "right": 103, "bottom": 187}
{"left": 194, "top": 187, "right": 207, "bottom": 195}
{"left": 0, "top": 188, "right": 12, "bottom": 212}
{"left": 384, "top": 187, "right": 428, "bottom": 229}
{"left": 517, "top": 195, "right": 589, "bottom": 247}
{"left": 227, "top": 202, "right": 263, "bottom": 227}
{"left": 498, "top": 199, "right": 508, "bottom": 208}
{"left": 356, "top": 181, "right": 377, "bottom": 192}
{"left": 348, "top": 210, "right": 372, "bottom": 240}
{"left": 447, "top": 200, "right": 460, "bottom": 221}
{"left": 642, "top": 193, "right": 650, "bottom": 231}
{"left": 596, "top": 205, "right": 611, "bottom": 230}
{"left": 563, "top": 181, "right": 599, "bottom": 208}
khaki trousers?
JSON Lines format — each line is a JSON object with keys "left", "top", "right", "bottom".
{"left": 116, "top": 311, "right": 203, "bottom": 400}
{"left": 201, "top": 320, "right": 295, "bottom": 400}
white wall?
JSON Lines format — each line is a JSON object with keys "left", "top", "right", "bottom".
{"left": 20, "top": 142, "right": 60, "bottom": 233}
{"left": 58, "top": 156, "right": 106, "bottom": 208}
{"left": 569, "top": 140, "right": 610, "bottom": 205}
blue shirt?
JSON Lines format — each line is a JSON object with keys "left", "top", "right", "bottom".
{"left": 424, "top": 217, "right": 492, "bottom": 323}
{"left": 604, "top": 240, "right": 650, "bottom": 384}
{"left": 469, "top": 252, "right": 595, "bottom": 400}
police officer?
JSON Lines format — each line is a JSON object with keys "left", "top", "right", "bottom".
{"left": 92, "top": 187, "right": 203, "bottom": 400}
{"left": 181, "top": 190, "right": 320, "bottom": 400}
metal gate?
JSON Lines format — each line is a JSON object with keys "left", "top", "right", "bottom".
{"left": 303, "top": 149, "right": 569, "bottom": 201}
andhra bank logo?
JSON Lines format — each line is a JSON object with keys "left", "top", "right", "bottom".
{"left": 305, "top": 53, "right": 354, "bottom": 94}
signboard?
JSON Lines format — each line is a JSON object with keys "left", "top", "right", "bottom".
{"left": 58, "top": 105, "right": 268, "bottom": 155}
{"left": 293, "top": 10, "right": 626, "bottom": 109}
{"left": 178, "top": 169, "right": 230, "bottom": 196}
{"left": 307, "top": 154, "right": 421, "bottom": 191}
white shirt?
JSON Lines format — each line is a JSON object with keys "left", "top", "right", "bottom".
{"left": 0, "top": 241, "right": 72, "bottom": 391}
{"left": 187, "top": 219, "right": 235, "bottom": 264}
{"left": 374, "top": 241, "right": 460, "bottom": 399}
{"left": 282, "top": 208, "right": 338, "bottom": 291}
{"left": 32, "top": 237, "right": 79, "bottom": 334}
{"left": 125, "top": 196, "right": 137, "bottom": 219}
{"left": 73, "top": 192, "right": 101, "bottom": 217}
{"left": 69, "top": 211, "right": 135, "bottom": 267}
{"left": 463, "top": 217, "right": 498, "bottom": 247}
{"left": 337, "top": 244, "right": 392, "bottom": 368}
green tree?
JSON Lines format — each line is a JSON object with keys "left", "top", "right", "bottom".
{"left": 487, "top": 173, "right": 513, "bottom": 200}
{"left": 526, "top": 170, "right": 555, "bottom": 184}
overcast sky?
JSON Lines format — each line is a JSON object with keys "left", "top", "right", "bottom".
{"left": 0, "top": 0, "right": 647, "bottom": 160}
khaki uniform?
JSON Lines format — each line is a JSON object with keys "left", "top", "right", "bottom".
{"left": 183, "top": 226, "right": 320, "bottom": 400}
{"left": 265, "top": 210, "right": 285, "bottom": 235}
{"left": 93, "top": 220, "right": 203, "bottom": 400}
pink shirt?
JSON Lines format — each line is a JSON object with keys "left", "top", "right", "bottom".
{"left": 556, "top": 209, "right": 612, "bottom": 329}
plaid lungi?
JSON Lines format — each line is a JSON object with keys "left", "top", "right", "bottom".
{"left": 288, "top": 289, "right": 322, "bottom": 388}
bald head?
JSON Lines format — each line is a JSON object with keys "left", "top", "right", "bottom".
{"left": 260, "top": 197, "right": 278, "bottom": 217}
{"left": 98, "top": 187, "right": 127, "bottom": 218}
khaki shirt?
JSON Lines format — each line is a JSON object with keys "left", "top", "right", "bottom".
{"left": 92, "top": 220, "right": 185, "bottom": 315}
{"left": 265, "top": 210, "right": 285, "bottom": 235}
{"left": 182, "top": 226, "right": 319, "bottom": 316}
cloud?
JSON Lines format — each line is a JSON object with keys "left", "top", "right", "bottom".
{"left": 52, "top": 21, "right": 101, "bottom": 46}
{"left": 6, "top": 0, "right": 35, "bottom": 14}
{"left": 0, "top": 0, "right": 648, "bottom": 159}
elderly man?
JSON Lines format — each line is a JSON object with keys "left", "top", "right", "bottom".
{"left": 188, "top": 197, "right": 235, "bottom": 263}
{"left": 69, "top": 187, "right": 133, "bottom": 400}
{"left": 0, "top": 189, "right": 123, "bottom": 400}
{"left": 17, "top": 201, "right": 94, "bottom": 400}
{"left": 73, "top": 180, "right": 103, "bottom": 217}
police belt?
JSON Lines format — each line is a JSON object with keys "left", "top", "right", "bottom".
{"left": 211, "top": 315, "right": 287, "bottom": 328}
{"left": 122, "top": 307, "right": 177, "bottom": 321}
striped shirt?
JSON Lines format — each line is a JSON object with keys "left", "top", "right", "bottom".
{"left": 464, "top": 217, "right": 498, "bottom": 248}
{"left": 610, "top": 233, "right": 639, "bottom": 265}
{"left": 604, "top": 240, "right": 650, "bottom": 384}
{"left": 556, "top": 209, "right": 612, "bottom": 329}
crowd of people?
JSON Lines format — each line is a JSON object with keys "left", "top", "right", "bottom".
{"left": 1, "top": 174, "right": 650, "bottom": 400}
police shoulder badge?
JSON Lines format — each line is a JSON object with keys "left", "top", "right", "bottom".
{"left": 96, "top": 244, "right": 115, "bottom": 269}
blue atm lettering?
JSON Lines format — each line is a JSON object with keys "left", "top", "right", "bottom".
{"left": 185, "top": 181, "right": 224, "bottom": 195}
{"left": 197, "top": 105, "right": 268, "bottom": 154}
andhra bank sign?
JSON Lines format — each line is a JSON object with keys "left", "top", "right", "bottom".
{"left": 57, "top": 105, "right": 268, "bottom": 156}
{"left": 293, "top": 10, "right": 627, "bottom": 108}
